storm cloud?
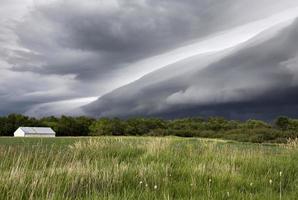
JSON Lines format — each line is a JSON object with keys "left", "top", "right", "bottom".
{"left": 84, "top": 19, "right": 298, "bottom": 120}
{"left": 1, "top": 0, "right": 298, "bottom": 118}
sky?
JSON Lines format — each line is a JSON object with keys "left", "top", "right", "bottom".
{"left": 1, "top": 0, "right": 298, "bottom": 119}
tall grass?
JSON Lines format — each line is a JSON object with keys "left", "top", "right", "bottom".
{"left": 0, "top": 137, "right": 297, "bottom": 199}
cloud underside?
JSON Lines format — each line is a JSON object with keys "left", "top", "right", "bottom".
{"left": 84, "top": 19, "right": 298, "bottom": 120}
{"left": 1, "top": 0, "right": 298, "bottom": 118}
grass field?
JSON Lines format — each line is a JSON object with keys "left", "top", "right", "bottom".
{"left": 0, "top": 137, "right": 297, "bottom": 200}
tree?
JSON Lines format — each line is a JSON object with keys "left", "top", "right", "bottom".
{"left": 90, "top": 118, "right": 113, "bottom": 136}
{"left": 243, "top": 119, "right": 271, "bottom": 129}
{"left": 275, "top": 116, "right": 290, "bottom": 130}
{"left": 206, "top": 117, "right": 228, "bottom": 131}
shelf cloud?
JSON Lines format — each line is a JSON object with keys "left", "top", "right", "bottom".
{"left": 84, "top": 18, "right": 298, "bottom": 120}
{"left": 1, "top": 0, "right": 298, "bottom": 119}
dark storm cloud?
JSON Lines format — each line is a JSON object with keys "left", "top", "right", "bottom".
{"left": 1, "top": 0, "right": 298, "bottom": 116}
{"left": 84, "top": 19, "right": 298, "bottom": 120}
{"left": 10, "top": 0, "right": 298, "bottom": 80}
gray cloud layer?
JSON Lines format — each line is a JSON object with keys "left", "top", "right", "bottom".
{"left": 84, "top": 19, "right": 298, "bottom": 120}
{"left": 1, "top": 0, "right": 298, "bottom": 117}
{"left": 9, "top": 0, "right": 298, "bottom": 79}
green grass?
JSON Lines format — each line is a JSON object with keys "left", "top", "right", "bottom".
{"left": 0, "top": 137, "right": 297, "bottom": 200}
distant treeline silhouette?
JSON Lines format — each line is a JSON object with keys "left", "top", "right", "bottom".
{"left": 0, "top": 114, "right": 297, "bottom": 143}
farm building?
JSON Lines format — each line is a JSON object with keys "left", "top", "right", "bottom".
{"left": 14, "top": 127, "right": 56, "bottom": 137}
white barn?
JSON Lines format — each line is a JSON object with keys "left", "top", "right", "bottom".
{"left": 14, "top": 127, "right": 56, "bottom": 137}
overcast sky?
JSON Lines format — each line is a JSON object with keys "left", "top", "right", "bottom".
{"left": 1, "top": 0, "right": 298, "bottom": 118}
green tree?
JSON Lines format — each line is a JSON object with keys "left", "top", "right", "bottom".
{"left": 90, "top": 118, "right": 113, "bottom": 136}
{"left": 243, "top": 119, "right": 271, "bottom": 129}
{"left": 275, "top": 116, "right": 290, "bottom": 130}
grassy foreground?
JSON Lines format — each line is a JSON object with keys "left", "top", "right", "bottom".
{"left": 0, "top": 137, "right": 297, "bottom": 200}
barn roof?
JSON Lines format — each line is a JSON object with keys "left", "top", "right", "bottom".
{"left": 19, "top": 127, "right": 55, "bottom": 134}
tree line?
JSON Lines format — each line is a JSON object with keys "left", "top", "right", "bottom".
{"left": 0, "top": 114, "right": 297, "bottom": 143}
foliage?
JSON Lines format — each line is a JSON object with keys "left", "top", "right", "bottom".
{"left": 1, "top": 114, "right": 298, "bottom": 143}
{"left": 275, "top": 116, "right": 291, "bottom": 130}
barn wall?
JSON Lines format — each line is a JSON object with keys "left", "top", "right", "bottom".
{"left": 14, "top": 129, "right": 25, "bottom": 137}
{"left": 24, "top": 134, "right": 55, "bottom": 137}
